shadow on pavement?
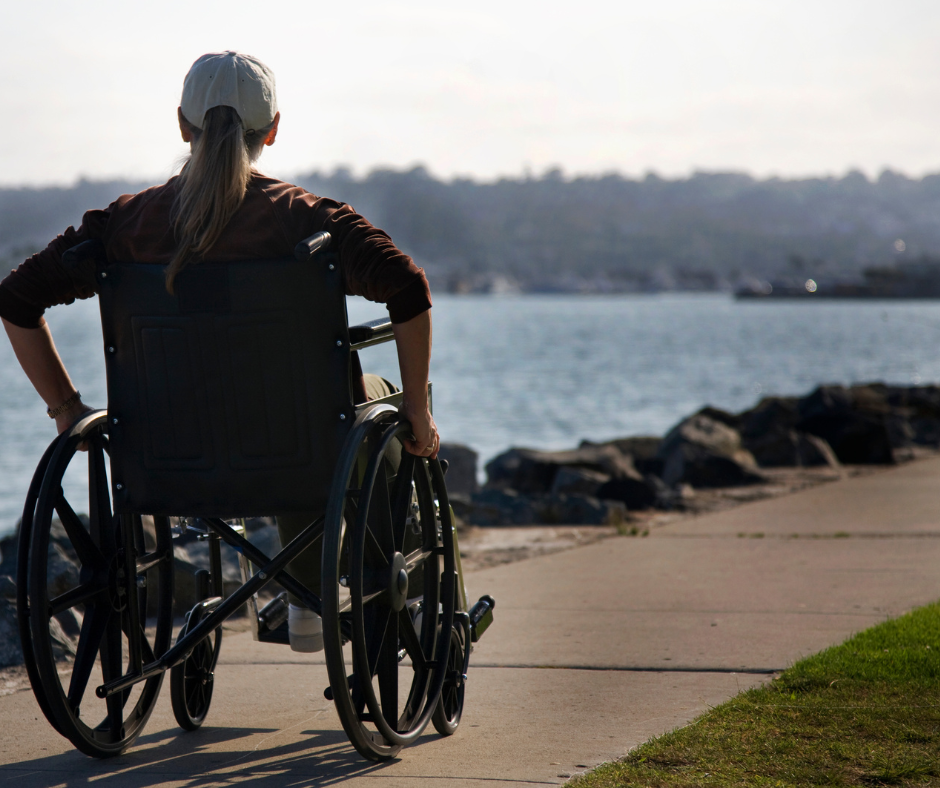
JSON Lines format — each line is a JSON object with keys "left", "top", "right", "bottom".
{"left": 1, "top": 723, "right": 400, "bottom": 787}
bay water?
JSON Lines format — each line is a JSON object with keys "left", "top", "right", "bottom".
{"left": 2, "top": 293, "right": 939, "bottom": 538}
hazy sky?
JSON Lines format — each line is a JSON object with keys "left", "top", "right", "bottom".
{"left": 3, "top": 0, "right": 940, "bottom": 186}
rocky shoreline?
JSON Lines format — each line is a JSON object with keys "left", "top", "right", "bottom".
{"left": 441, "top": 382, "right": 940, "bottom": 528}
{"left": 1, "top": 382, "right": 938, "bottom": 670}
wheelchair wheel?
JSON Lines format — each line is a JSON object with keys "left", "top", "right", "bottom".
{"left": 16, "top": 433, "right": 68, "bottom": 735}
{"left": 26, "top": 411, "right": 174, "bottom": 758}
{"left": 322, "top": 408, "right": 457, "bottom": 761}
{"left": 432, "top": 618, "right": 469, "bottom": 736}
{"left": 170, "top": 600, "right": 221, "bottom": 731}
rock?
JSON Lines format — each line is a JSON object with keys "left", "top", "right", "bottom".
{"left": 533, "top": 494, "right": 625, "bottom": 526}
{"left": 0, "top": 596, "right": 23, "bottom": 667}
{"left": 437, "top": 443, "right": 479, "bottom": 497}
{"left": 797, "top": 433, "right": 841, "bottom": 468}
{"left": 45, "top": 542, "right": 80, "bottom": 598}
{"left": 796, "top": 385, "right": 894, "bottom": 464}
{"left": 695, "top": 406, "right": 741, "bottom": 429}
{"left": 658, "top": 414, "right": 765, "bottom": 487}
{"left": 455, "top": 488, "right": 540, "bottom": 526}
{"left": 580, "top": 436, "right": 664, "bottom": 477}
{"left": 744, "top": 427, "right": 840, "bottom": 468}
{"left": 0, "top": 531, "right": 17, "bottom": 581}
{"left": 551, "top": 466, "right": 610, "bottom": 497}
{"left": 454, "top": 488, "right": 624, "bottom": 526}
{"left": 595, "top": 476, "right": 659, "bottom": 510}
{"left": 484, "top": 449, "right": 559, "bottom": 494}
{"left": 486, "top": 445, "right": 644, "bottom": 493}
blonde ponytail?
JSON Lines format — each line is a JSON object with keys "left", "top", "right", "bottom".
{"left": 166, "top": 105, "right": 272, "bottom": 293}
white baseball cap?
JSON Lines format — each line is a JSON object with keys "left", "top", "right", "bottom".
{"left": 180, "top": 51, "right": 277, "bottom": 132}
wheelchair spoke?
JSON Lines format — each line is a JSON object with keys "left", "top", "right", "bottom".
{"left": 369, "top": 460, "right": 396, "bottom": 554}
{"left": 50, "top": 582, "right": 105, "bottom": 616}
{"left": 55, "top": 494, "right": 106, "bottom": 570}
{"left": 403, "top": 547, "right": 434, "bottom": 575}
{"left": 363, "top": 527, "right": 389, "bottom": 570}
{"left": 396, "top": 607, "right": 425, "bottom": 665}
{"left": 362, "top": 603, "right": 392, "bottom": 680}
{"left": 67, "top": 603, "right": 111, "bottom": 712}
{"left": 99, "top": 606, "right": 127, "bottom": 738}
{"left": 87, "top": 437, "right": 114, "bottom": 554}
{"left": 378, "top": 611, "right": 400, "bottom": 730}
{"left": 389, "top": 453, "right": 417, "bottom": 554}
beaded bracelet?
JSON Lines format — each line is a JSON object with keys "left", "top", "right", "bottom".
{"left": 47, "top": 391, "right": 81, "bottom": 419}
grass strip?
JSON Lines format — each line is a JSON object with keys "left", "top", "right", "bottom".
{"left": 570, "top": 601, "right": 940, "bottom": 787}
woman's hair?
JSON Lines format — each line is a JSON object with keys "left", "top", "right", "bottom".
{"left": 166, "top": 105, "right": 274, "bottom": 293}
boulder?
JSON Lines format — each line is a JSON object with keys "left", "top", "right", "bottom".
{"left": 454, "top": 488, "right": 624, "bottom": 526}
{"left": 595, "top": 475, "right": 659, "bottom": 510}
{"left": 580, "top": 436, "right": 664, "bottom": 477}
{"left": 551, "top": 466, "right": 609, "bottom": 497}
{"left": 658, "top": 414, "right": 765, "bottom": 487}
{"left": 0, "top": 531, "right": 17, "bottom": 580}
{"left": 486, "top": 444, "right": 644, "bottom": 493}
{"left": 533, "top": 494, "right": 625, "bottom": 526}
{"left": 454, "top": 488, "right": 539, "bottom": 526}
{"left": 798, "top": 433, "right": 841, "bottom": 468}
{"left": 0, "top": 594, "right": 22, "bottom": 668}
{"left": 437, "top": 443, "right": 479, "bottom": 497}
{"left": 485, "top": 444, "right": 659, "bottom": 510}
{"left": 695, "top": 406, "right": 741, "bottom": 429}
{"left": 796, "top": 385, "right": 894, "bottom": 464}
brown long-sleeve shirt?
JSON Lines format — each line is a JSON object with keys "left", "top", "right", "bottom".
{"left": 0, "top": 174, "right": 431, "bottom": 328}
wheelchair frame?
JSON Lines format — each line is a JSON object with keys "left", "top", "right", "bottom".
{"left": 15, "top": 232, "right": 495, "bottom": 762}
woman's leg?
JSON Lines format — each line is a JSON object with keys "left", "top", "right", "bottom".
{"left": 275, "top": 373, "right": 401, "bottom": 607}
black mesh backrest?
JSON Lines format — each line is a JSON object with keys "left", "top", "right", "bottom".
{"left": 96, "top": 254, "right": 352, "bottom": 517}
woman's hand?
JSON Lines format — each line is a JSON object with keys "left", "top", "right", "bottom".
{"left": 399, "top": 396, "right": 440, "bottom": 458}
{"left": 55, "top": 401, "right": 94, "bottom": 435}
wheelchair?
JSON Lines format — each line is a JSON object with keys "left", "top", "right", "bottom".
{"left": 14, "top": 231, "right": 495, "bottom": 761}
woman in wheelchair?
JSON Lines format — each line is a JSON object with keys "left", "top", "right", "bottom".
{"left": 0, "top": 51, "right": 440, "bottom": 653}
{"left": 0, "top": 52, "right": 496, "bottom": 762}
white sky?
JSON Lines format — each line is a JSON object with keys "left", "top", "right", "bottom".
{"left": 2, "top": 0, "right": 940, "bottom": 186}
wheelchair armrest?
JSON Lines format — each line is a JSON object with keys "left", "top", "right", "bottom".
{"left": 349, "top": 317, "right": 394, "bottom": 349}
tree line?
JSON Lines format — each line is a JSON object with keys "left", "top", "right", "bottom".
{"left": 2, "top": 167, "right": 938, "bottom": 292}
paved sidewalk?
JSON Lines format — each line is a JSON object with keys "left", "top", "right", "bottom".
{"left": 2, "top": 458, "right": 940, "bottom": 786}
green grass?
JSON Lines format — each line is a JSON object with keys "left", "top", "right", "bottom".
{"left": 569, "top": 602, "right": 940, "bottom": 787}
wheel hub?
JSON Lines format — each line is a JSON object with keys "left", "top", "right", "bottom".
{"left": 387, "top": 552, "right": 408, "bottom": 611}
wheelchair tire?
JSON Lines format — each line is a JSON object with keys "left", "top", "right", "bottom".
{"left": 432, "top": 620, "right": 468, "bottom": 736}
{"left": 17, "top": 433, "right": 68, "bottom": 736}
{"left": 170, "top": 606, "right": 221, "bottom": 731}
{"left": 322, "top": 407, "right": 457, "bottom": 761}
{"left": 25, "top": 411, "right": 174, "bottom": 758}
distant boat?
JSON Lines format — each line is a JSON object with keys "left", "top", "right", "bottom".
{"left": 735, "top": 257, "right": 940, "bottom": 299}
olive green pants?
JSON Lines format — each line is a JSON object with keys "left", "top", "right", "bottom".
{"left": 276, "top": 374, "right": 402, "bottom": 606}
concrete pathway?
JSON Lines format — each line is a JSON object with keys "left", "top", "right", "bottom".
{"left": 2, "top": 457, "right": 940, "bottom": 786}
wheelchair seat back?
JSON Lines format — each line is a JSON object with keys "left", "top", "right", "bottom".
{"left": 96, "top": 253, "right": 353, "bottom": 517}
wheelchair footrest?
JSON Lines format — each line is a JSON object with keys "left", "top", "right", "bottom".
{"left": 468, "top": 595, "right": 495, "bottom": 642}
{"left": 257, "top": 592, "right": 290, "bottom": 645}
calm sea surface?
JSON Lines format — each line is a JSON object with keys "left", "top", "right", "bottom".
{"left": 2, "top": 293, "right": 940, "bottom": 538}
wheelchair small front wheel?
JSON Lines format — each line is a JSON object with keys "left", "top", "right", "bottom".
{"left": 170, "top": 603, "right": 221, "bottom": 731}
{"left": 432, "top": 619, "right": 469, "bottom": 736}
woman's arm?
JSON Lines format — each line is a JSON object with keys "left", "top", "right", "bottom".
{"left": 2, "top": 317, "right": 92, "bottom": 434}
{"left": 391, "top": 310, "right": 440, "bottom": 458}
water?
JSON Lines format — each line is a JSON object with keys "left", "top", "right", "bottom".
{"left": 3, "top": 293, "right": 940, "bottom": 538}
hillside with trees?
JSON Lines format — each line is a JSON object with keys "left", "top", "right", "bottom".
{"left": 2, "top": 168, "right": 939, "bottom": 293}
